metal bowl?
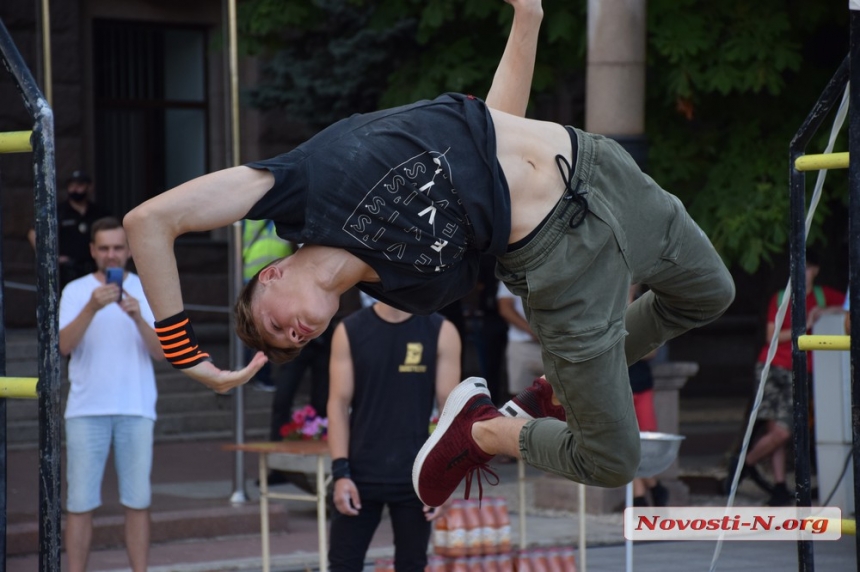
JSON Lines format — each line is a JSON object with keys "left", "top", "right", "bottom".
{"left": 637, "top": 431, "right": 685, "bottom": 477}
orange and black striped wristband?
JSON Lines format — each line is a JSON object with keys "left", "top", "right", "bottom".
{"left": 154, "top": 310, "right": 212, "bottom": 369}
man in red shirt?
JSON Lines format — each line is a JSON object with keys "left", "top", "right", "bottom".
{"left": 729, "top": 254, "right": 843, "bottom": 506}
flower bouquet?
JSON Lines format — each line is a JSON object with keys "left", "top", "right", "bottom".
{"left": 280, "top": 405, "right": 328, "bottom": 441}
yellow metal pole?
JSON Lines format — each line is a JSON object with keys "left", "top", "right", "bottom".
{"left": 0, "top": 131, "right": 33, "bottom": 153}
{"left": 226, "top": 0, "right": 250, "bottom": 505}
{"left": 228, "top": 0, "right": 240, "bottom": 167}
{"left": 41, "top": 0, "right": 52, "bottom": 106}
{"left": 797, "top": 334, "right": 850, "bottom": 351}
{"left": 795, "top": 152, "right": 849, "bottom": 171}
{"left": 0, "top": 377, "right": 39, "bottom": 399}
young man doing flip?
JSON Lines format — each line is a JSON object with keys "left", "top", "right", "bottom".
{"left": 124, "top": 0, "right": 734, "bottom": 508}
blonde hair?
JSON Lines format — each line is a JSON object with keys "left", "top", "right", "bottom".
{"left": 235, "top": 262, "right": 302, "bottom": 364}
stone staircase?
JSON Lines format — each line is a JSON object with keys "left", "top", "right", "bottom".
{"left": 3, "top": 327, "right": 277, "bottom": 450}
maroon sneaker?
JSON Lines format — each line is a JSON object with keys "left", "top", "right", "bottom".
{"left": 412, "top": 377, "right": 502, "bottom": 507}
{"left": 501, "top": 376, "right": 566, "bottom": 421}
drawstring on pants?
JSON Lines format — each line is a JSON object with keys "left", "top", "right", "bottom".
{"left": 555, "top": 154, "right": 589, "bottom": 228}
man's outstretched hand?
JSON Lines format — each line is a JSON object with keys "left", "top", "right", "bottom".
{"left": 181, "top": 350, "right": 269, "bottom": 393}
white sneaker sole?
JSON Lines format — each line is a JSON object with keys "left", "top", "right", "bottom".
{"left": 501, "top": 401, "right": 534, "bottom": 420}
{"left": 412, "top": 377, "right": 491, "bottom": 506}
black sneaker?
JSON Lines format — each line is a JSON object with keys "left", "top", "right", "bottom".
{"left": 767, "top": 483, "right": 794, "bottom": 506}
{"left": 723, "top": 455, "right": 774, "bottom": 495}
{"left": 252, "top": 379, "right": 277, "bottom": 392}
{"left": 650, "top": 481, "right": 669, "bottom": 507}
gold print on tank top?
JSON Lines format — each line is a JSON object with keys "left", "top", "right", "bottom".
{"left": 399, "top": 342, "right": 427, "bottom": 373}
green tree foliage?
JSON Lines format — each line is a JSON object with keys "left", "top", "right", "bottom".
{"left": 240, "top": 0, "right": 583, "bottom": 124}
{"left": 646, "top": 0, "right": 847, "bottom": 272}
{"left": 239, "top": 0, "right": 849, "bottom": 273}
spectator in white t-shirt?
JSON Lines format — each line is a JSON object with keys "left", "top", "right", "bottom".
{"left": 497, "top": 282, "right": 544, "bottom": 394}
{"left": 59, "top": 217, "right": 164, "bottom": 572}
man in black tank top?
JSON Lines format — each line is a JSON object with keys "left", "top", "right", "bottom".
{"left": 327, "top": 302, "right": 461, "bottom": 572}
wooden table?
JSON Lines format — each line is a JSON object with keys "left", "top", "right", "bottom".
{"left": 224, "top": 441, "right": 331, "bottom": 572}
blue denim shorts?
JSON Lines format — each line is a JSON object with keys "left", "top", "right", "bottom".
{"left": 65, "top": 415, "right": 154, "bottom": 513}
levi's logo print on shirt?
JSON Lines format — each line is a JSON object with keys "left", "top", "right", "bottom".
{"left": 343, "top": 149, "right": 469, "bottom": 274}
{"left": 399, "top": 342, "right": 427, "bottom": 373}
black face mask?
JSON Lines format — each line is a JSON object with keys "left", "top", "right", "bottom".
{"left": 68, "top": 191, "right": 87, "bottom": 202}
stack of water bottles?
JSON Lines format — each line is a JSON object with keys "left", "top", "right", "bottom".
{"left": 427, "top": 497, "right": 513, "bottom": 572}
{"left": 425, "top": 497, "right": 578, "bottom": 572}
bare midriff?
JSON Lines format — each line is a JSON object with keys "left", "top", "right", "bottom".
{"left": 489, "top": 108, "right": 573, "bottom": 245}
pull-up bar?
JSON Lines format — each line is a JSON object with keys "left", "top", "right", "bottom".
{"left": 797, "top": 334, "right": 851, "bottom": 351}
{"left": 0, "top": 131, "right": 33, "bottom": 153}
{"left": 0, "top": 377, "right": 38, "bottom": 399}
{"left": 795, "top": 152, "right": 849, "bottom": 171}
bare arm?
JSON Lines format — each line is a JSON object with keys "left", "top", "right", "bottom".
{"left": 123, "top": 166, "right": 274, "bottom": 389}
{"left": 327, "top": 322, "right": 361, "bottom": 516}
{"left": 435, "top": 320, "right": 462, "bottom": 412}
{"left": 766, "top": 322, "right": 792, "bottom": 345}
{"left": 59, "top": 283, "right": 121, "bottom": 356}
{"left": 120, "top": 292, "right": 165, "bottom": 361}
{"left": 60, "top": 302, "right": 98, "bottom": 357}
{"left": 124, "top": 166, "right": 273, "bottom": 320}
{"left": 498, "top": 296, "right": 535, "bottom": 338}
{"left": 327, "top": 323, "right": 354, "bottom": 460}
{"left": 485, "top": 0, "right": 544, "bottom": 117}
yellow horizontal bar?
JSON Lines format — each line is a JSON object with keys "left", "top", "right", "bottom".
{"left": 0, "top": 377, "right": 38, "bottom": 399}
{"left": 0, "top": 131, "right": 33, "bottom": 154}
{"left": 795, "top": 152, "right": 849, "bottom": 171}
{"left": 797, "top": 335, "right": 849, "bottom": 351}
{"left": 842, "top": 519, "right": 856, "bottom": 536}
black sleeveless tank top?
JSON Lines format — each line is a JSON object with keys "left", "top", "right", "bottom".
{"left": 342, "top": 306, "right": 444, "bottom": 483}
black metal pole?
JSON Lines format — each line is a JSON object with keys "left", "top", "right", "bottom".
{"left": 789, "top": 136, "right": 815, "bottom": 572}
{"left": 32, "top": 120, "right": 60, "bottom": 572}
{"left": 787, "top": 50, "right": 851, "bottom": 572}
{"left": 849, "top": 10, "right": 860, "bottom": 572}
{"left": 0, "top": 18, "right": 60, "bottom": 572}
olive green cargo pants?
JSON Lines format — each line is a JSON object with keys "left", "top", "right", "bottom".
{"left": 496, "top": 128, "right": 735, "bottom": 487}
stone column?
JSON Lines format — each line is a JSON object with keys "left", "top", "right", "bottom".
{"left": 651, "top": 361, "right": 697, "bottom": 505}
{"left": 585, "top": 0, "right": 648, "bottom": 167}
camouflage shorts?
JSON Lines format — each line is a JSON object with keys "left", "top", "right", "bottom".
{"left": 754, "top": 363, "right": 793, "bottom": 431}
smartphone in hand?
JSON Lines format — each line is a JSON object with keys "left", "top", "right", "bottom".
{"left": 105, "top": 267, "right": 123, "bottom": 302}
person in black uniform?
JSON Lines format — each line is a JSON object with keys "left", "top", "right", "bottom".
{"left": 327, "top": 301, "right": 460, "bottom": 572}
{"left": 28, "top": 170, "right": 110, "bottom": 288}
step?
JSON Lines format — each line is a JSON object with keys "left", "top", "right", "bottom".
{"left": 6, "top": 411, "right": 273, "bottom": 450}
{"left": 155, "top": 389, "right": 273, "bottom": 415}
{"left": 2, "top": 323, "right": 274, "bottom": 450}
{"left": 153, "top": 426, "right": 270, "bottom": 443}
{"left": 6, "top": 501, "right": 290, "bottom": 557}
{"left": 5, "top": 385, "right": 274, "bottom": 446}
{"left": 155, "top": 408, "right": 272, "bottom": 437}
{"left": 678, "top": 420, "right": 740, "bottom": 458}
